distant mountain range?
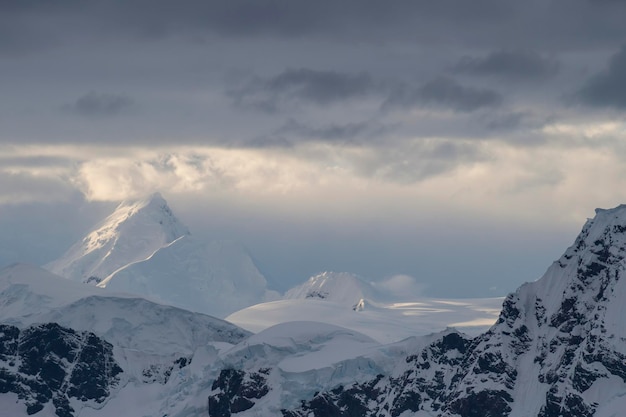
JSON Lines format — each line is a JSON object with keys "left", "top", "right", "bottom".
{"left": 3, "top": 195, "right": 626, "bottom": 416}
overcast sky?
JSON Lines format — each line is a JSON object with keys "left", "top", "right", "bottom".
{"left": 2, "top": 0, "right": 626, "bottom": 297}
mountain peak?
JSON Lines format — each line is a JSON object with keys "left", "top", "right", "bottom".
{"left": 118, "top": 191, "right": 166, "bottom": 211}
{"left": 284, "top": 271, "right": 374, "bottom": 307}
{"left": 594, "top": 203, "right": 626, "bottom": 216}
{"left": 45, "top": 192, "right": 189, "bottom": 284}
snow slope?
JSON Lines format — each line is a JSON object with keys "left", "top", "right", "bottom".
{"left": 0, "top": 263, "right": 250, "bottom": 355}
{"left": 45, "top": 192, "right": 189, "bottom": 284}
{"left": 98, "top": 235, "right": 280, "bottom": 318}
{"left": 229, "top": 269, "right": 502, "bottom": 343}
{"left": 227, "top": 297, "right": 503, "bottom": 343}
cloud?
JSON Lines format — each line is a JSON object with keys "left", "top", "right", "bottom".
{"left": 66, "top": 92, "right": 135, "bottom": 117}
{"left": 575, "top": 46, "right": 626, "bottom": 108}
{"left": 372, "top": 274, "right": 426, "bottom": 299}
{"left": 350, "top": 139, "right": 487, "bottom": 183}
{"left": 5, "top": 0, "right": 626, "bottom": 50}
{"left": 229, "top": 68, "right": 378, "bottom": 111}
{"left": 454, "top": 49, "right": 559, "bottom": 80}
{"left": 0, "top": 171, "right": 76, "bottom": 205}
{"left": 383, "top": 77, "right": 502, "bottom": 112}
{"left": 269, "top": 119, "right": 393, "bottom": 145}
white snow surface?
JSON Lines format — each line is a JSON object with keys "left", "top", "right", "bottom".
{"left": 11, "top": 203, "right": 626, "bottom": 416}
{"left": 98, "top": 235, "right": 280, "bottom": 318}
{"left": 227, "top": 296, "right": 503, "bottom": 343}
{"left": 0, "top": 263, "right": 249, "bottom": 356}
{"left": 45, "top": 192, "right": 189, "bottom": 284}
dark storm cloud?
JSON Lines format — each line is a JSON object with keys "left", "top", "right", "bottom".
{"left": 383, "top": 77, "right": 502, "bottom": 112}
{"left": 454, "top": 50, "right": 559, "bottom": 80}
{"left": 5, "top": 0, "right": 626, "bottom": 51}
{"left": 575, "top": 46, "right": 626, "bottom": 108}
{"left": 275, "top": 119, "right": 392, "bottom": 143}
{"left": 66, "top": 92, "right": 135, "bottom": 117}
{"left": 229, "top": 69, "right": 378, "bottom": 111}
{"left": 482, "top": 111, "right": 553, "bottom": 132}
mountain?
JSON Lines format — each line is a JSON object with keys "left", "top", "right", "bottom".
{"left": 98, "top": 236, "right": 280, "bottom": 318}
{"left": 228, "top": 271, "right": 501, "bottom": 343}
{"left": 45, "top": 192, "right": 189, "bottom": 284}
{"left": 0, "top": 263, "right": 251, "bottom": 417}
{"left": 9, "top": 203, "right": 626, "bottom": 416}
{"left": 45, "top": 192, "right": 278, "bottom": 318}
{"left": 209, "top": 204, "right": 626, "bottom": 416}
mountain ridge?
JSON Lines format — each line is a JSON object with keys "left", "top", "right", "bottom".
{"left": 45, "top": 192, "right": 189, "bottom": 284}
{"left": 209, "top": 203, "right": 626, "bottom": 416}
{"left": 44, "top": 192, "right": 278, "bottom": 318}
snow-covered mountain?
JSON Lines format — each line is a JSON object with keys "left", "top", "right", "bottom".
{"left": 210, "top": 204, "right": 626, "bottom": 416}
{"left": 45, "top": 192, "right": 189, "bottom": 284}
{"left": 45, "top": 192, "right": 278, "bottom": 318}
{"left": 9, "top": 203, "right": 626, "bottom": 416}
{"left": 228, "top": 270, "right": 501, "bottom": 343}
{"left": 98, "top": 236, "right": 279, "bottom": 318}
{"left": 284, "top": 271, "right": 375, "bottom": 308}
{"left": 0, "top": 263, "right": 251, "bottom": 417}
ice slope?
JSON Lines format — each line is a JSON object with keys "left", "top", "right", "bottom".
{"left": 227, "top": 297, "right": 503, "bottom": 343}
{"left": 45, "top": 192, "right": 189, "bottom": 284}
{"left": 98, "top": 235, "right": 280, "bottom": 318}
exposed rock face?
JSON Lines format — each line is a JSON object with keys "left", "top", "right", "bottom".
{"left": 208, "top": 205, "right": 626, "bottom": 417}
{"left": 0, "top": 323, "right": 122, "bottom": 416}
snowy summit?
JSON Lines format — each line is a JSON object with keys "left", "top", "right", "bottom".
{"left": 45, "top": 192, "right": 189, "bottom": 285}
{"left": 45, "top": 192, "right": 278, "bottom": 317}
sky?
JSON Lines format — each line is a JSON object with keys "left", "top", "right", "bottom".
{"left": 2, "top": 0, "right": 626, "bottom": 297}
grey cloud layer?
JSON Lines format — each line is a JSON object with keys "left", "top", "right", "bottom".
{"left": 4, "top": 1, "right": 626, "bottom": 49}
{"left": 454, "top": 50, "right": 560, "bottom": 80}
{"left": 384, "top": 77, "right": 503, "bottom": 112}
{"left": 576, "top": 46, "right": 626, "bottom": 108}
{"left": 231, "top": 69, "right": 502, "bottom": 114}
{"left": 229, "top": 69, "right": 379, "bottom": 112}
{"left": 1, "top": 0, "right": 624, "bottom": 159}
{"left": 66, "top": 92, "right": 135, "bottom": 117}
